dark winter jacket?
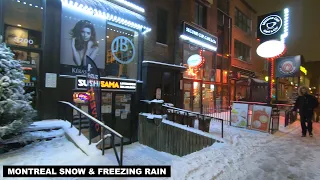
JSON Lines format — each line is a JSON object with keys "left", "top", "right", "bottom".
{"left": 293, "top": 86, "right": 319, "bottom": 117}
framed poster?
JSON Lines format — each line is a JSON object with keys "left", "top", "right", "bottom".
{"left": 231, "top": 103, "right": 249, "bottom": 128}
{"left": 251, "top": 105, "right": 272, "bottom": 132}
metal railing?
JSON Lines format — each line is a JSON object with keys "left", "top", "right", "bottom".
{"left": 162, "top": 104, "right": 224, "bottom": 138}
{"left": 202, "top": 105, "right": 231, "bottom": 124}
{"left": 58, "top": 101, "right": 124, "bottom": 166}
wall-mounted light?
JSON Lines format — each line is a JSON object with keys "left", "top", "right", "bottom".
{"left": 17, "top": 24, "right": 22, "bottom": 27}
{"left": 115, "top": 0, "right": 145, "bottom": 13}
{"left": 60, "top": 0, "right": 151, "bottom": 34}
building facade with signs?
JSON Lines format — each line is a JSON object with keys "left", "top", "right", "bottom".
{"left": 141, "top": 0, "right": 229, "bottom": 114}
{"left": 0, "top": 0, "right": 150, "bottom": 142}
{"left": 229, "top": 0, "right": 268, "bottom": 102}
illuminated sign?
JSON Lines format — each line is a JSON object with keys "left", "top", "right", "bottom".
{"left": 181, "top": 22, "right": 218, "bottom": 49}
{"left": 187, "top": 54, "right": 203, "bottom": 67}
{"left": 259, "top": 15, "right": 282, "bottom": 36}
{"left": 300, "top": 66, "right": 307, "bottom": 75}
{"left": 111, "top": 36, "right": 136, "bottom": 64}
{"left": 76, "top": 77, "right": 136, "bottom": 90}
{"left": 257, "top": 9, "right": 289, "bottom": 43}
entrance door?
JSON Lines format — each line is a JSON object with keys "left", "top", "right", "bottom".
{"left": 113, "top": 93, "right": 133, "bottom": 142}
{"left": 101, "top": 92, "right": 133, "bottom": 145}
{"left": 183, "top": 81, "right": 192, "bottom": 111}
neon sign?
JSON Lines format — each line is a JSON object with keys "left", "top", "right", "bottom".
{"left": 300, "top": 66, "right": 307, "bottom": 75}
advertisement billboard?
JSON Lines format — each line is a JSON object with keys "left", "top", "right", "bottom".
{"left": 231, "top": 103, "right": 249, "bottom": 128}
{"left": 251, "top": 105, "right": 272, "bottom": 133}
{"left": 60, "top": 5, "right": 106, "bottom": 76}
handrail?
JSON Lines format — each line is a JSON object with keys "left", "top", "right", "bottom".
{"left": 162, "top": 104, "right": 224, "bottom": 138}
{"left": 59, "top": 101, "right": 123, "bottom": 138}
{"left": 58, "top": 101, "right": 123, "bottom": 166}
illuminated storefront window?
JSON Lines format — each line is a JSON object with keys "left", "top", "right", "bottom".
{"left": 3, "top": 0, "right": 44, "bottom": 108}
{"left": 105, "top": 24, "right": 139, "bottom": 79}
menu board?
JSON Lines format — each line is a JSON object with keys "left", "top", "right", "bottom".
{"left": 251, "top": 105, "right": 272, "bottom": 132}
{"left": 231, "top": 103, "right": 249, "bottom": 128}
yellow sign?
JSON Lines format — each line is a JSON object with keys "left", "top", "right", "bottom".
{"left": 101, "top": 81, "right": 120, "bottom": 89}
{"left": 300, "top": 66, "right": 307, "bottom": 75}
{"left": 24, "top": 74, "right": 30, "bottom": 83}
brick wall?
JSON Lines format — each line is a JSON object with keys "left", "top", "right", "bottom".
{"left": 141, "top": 0, "right": 218, "bottom": 65}
{"left": 230, "top": 0, "right": 267, "bottom": 78}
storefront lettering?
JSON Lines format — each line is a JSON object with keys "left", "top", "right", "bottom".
{"left": 14, "top": 37, "right": 34, "bottom": 45}
{"left": 101, "top": 81, "right": 120, "bottom": 88}
{"left": 72, "top": 68, "right": 86, "bottom": 74}
{"left": 185, "top": 27, "right": 217, "bottom": 44}
{"left": 77, "top": 78, "right": 136, "bottom": 90}
{"left": 111, "top": 36, "right": 136, "bottom": 64}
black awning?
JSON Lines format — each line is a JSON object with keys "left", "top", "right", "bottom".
{"left": 231, "top": 66, "right": 256, "bottom": 78}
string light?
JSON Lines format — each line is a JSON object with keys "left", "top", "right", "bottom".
{"left": 115, "top": 0, "right": 145, "bottom": 13}
{"left": 60, "top": 0, "right": 151, "bottom": 34}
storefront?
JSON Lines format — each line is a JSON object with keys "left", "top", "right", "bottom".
{"left": 179, "top": 22, "right": 221, "bottom": 113}
{"left": 0, "top": 0, "right": 150, "bottom": 142}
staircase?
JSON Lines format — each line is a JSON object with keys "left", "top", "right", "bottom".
{"left": 0, "top": 127, "right": 64, "bottom": 154}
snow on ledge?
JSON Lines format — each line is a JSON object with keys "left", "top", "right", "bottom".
{"left": 143, "top": 60, "right": 187, "bottom": 69}
{"left": 140, "top": 113, "right": 224, "bottom": 142}
{"left": 140, "top": 99, "right": 164, "bottom": 104}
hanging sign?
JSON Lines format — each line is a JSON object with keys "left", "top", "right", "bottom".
{"left": 275, "top": 55, "right": 301, "bottom": 78}
{"left": 187, "top": 54, "right": 203, "bottom": 67}
{"left": 259, "top": 15, "right": 283, "bottom": 36}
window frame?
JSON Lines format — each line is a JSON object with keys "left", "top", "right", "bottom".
{"left": 234, "top": 39, "right": 251, "bottom": 62}
{"left": 194, "top": 2, "right": 207, "bottom": 28}
{"left": 156, "top": 7, "right": 168, "bottom": 45}
{"left": 235, "top": 8, "right": 251, "bottom": 33}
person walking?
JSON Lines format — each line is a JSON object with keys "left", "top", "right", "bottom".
{"left": 293, "top": 86, "right": 319, "bottom": 137}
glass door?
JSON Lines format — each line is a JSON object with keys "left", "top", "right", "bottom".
{"left": 193, "top": 81, "right": 201, "bottom": 113}
{"left": 113, "top": 93, "right": 132, "bottom": 143}
{"left": 183, "top": 81, "right": 192, "bottom": 111}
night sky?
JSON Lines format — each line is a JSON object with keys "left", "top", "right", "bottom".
{"left": 246, "top": 0, "right": 320, "bottom": 62}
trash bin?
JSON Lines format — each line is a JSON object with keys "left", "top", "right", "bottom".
{"left": 199, "top": 116, "right": 211, "bottom": 132}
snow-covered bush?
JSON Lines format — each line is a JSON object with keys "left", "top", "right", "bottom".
{"left": 0, "top": 41, "right": 36, "bottom": 139}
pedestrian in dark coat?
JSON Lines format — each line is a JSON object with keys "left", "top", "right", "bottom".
{"left": 293, "top": 86, "right": 319, "bottom": 137}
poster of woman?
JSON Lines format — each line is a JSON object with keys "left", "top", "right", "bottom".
{"left": 60, "top": 6, "right": 106, "bottom": 76}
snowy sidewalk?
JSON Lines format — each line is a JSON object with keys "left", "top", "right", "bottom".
{"left": 216, "top": 121, "right": 320, "bottom": 180}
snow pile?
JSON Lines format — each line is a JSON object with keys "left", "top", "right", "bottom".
{"left": 0, "top": 120, "right": 178, "bottom": 167}
{"left": 141, "top": 99, "right": 164, "bottom": 104}
{"left": 169, "top": 120, "right": 273, "bottom": 179}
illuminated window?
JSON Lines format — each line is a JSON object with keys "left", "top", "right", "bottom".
{"left": 234, "top": 40, "right": 251, "bottom": 62}
{"left": 105, "top": 24, "right": 139, "bottom": 79}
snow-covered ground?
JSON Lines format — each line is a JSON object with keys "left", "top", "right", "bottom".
{"left": 1, "top": 118, "right": 320, "bottom": 180}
